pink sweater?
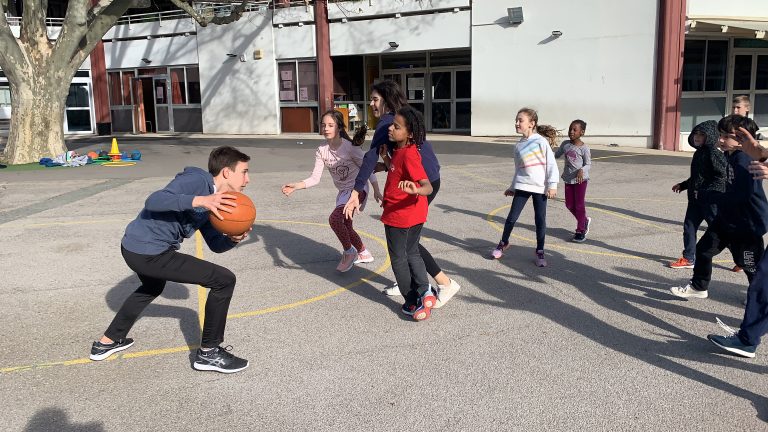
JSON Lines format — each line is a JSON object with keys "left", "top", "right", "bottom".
{"left": 303, "top": 138, "right": 376, "bottom": 207}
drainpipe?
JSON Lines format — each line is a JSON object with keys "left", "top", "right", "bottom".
{"left": 314, "top": 0, "right": 334, "bottom": 117}
{"left": 653, "top": 0, "right": 687, "bottom": 151}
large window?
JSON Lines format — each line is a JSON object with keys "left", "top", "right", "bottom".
{"left": 681, "top": 39, "right": 729, "bottom": 132}
{"left": 278, "top": 60, "right": 318, "bottom": 103}
{"left": 682, "top": 39, "right": 728, "bottom": 92}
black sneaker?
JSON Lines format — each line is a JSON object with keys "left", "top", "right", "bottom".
{"left": 573, "top": 232, "right": 586, "bottom": 243}
{"left": 193, "top": 345, "right": 249, "bottom": 373}
{"left": 90, "top": 338, "right": 134, "bottom": 361}
{"left": 401, "top": 303, "right": 417, "bottom": 316}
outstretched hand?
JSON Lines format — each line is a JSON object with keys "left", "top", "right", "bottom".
{"left": 195, "top": 193, "right": 237, "bottom": 221}
{"left": 736, "top": 126, "right": 765, "bottom": 161}
{"left": 281, "top": 183, "right": 298, "bottom": 196}
{"left": 343, "top": 192, "right": 361, "bottom": 219}
{"left": 672, "top": 183, "right": 682, "bottom": 193}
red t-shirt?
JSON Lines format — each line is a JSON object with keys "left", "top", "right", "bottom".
{"left": 381, "top": 145, "right": 429, "bottom": 228}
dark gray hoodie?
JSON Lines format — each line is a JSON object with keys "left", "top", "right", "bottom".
{"left": 678, "top": 120, "right": 727, "bottom": 202}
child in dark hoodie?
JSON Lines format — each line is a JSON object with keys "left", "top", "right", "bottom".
{"left": 669, "top": 120, "right": 727, "bottom": 269}
{"left": 671, "top": 115, "right": 768, "bottom": 300}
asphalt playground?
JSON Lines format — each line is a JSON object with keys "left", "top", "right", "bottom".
{"left": 0, "top": 134, "right": 766, "bottom": 430}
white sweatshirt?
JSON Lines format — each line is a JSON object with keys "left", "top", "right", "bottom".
{"left": 510, "top": 133, "right": 560, "bottom": 194}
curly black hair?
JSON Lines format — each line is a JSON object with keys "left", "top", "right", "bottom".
{"left": 396, "top": 106, "right": 426, "bottom": 148}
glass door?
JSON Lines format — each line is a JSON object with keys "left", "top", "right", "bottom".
{"left": 153, "top": 75, "right": 173, "bottom": 132}
{"left": 64, "top": 82, "right": 94, "bottom": 133}
{"left": 429, "top": 68, "right": 471, "bottom": 132}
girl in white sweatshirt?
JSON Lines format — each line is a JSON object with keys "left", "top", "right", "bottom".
{"left": 491, "top": 108, "right": 559, "bottom": 267}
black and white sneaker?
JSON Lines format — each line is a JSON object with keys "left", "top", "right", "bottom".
{"left": 90, "top": 338, "right": 134, "bottom": 361}
{"left": 193, "top": 345, "right": 249, "bottom": 374}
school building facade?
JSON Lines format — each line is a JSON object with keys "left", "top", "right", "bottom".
{"left": 1, "top": 0, "right": 767, "bottom": 151}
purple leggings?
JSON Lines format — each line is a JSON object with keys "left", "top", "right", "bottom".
{"left": 565, "top": 181, "right": 589, "bottom": 232}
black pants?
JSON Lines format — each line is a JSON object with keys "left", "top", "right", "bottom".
{"left": 691, "top": 226, "right": 764, "bottom": 292}
{"left": 681, "top": 200, "right": 717, "bottom": 262}
{"left": 385, "top": 224, "right": 430, "bottom": 304}
{"left": 501, "top": 190, "right": 548, "bottom": 251}
{"left": 105, "top": 246, "right": 236, "bottom": 348}
{"left": 420, "top": 178, "right": 442, "bottom": 279}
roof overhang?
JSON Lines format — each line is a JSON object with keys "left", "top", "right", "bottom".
{"left": 687, "top": 17, "right": 768, "bottom": 38}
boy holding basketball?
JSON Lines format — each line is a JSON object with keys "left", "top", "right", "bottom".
{"left": 90, "top": 146, "right": 252, "bottom": 374}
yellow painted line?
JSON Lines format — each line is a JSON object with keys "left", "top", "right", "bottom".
{"left": 196, "top": 230, "right": 206, "bottom": 332}
{"left": 591, "top": 153, "right": 648, "bottom": 160}
{"left": 487, "top": 204, "right": 731, "bottom": 263}
{"left": 0, "top": 218, "right": 131, "bottom": 229}
{"left": 1, "top": 219, "right": 391, "bottom": 375}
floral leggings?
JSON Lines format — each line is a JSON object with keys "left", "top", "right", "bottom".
{"left": 328, "top": 191, "right": 367, "bottom": 251}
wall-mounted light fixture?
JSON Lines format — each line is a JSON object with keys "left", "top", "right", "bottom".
{"left": 298, "top": 22, "right": 304, "bottom": 27}
{"left": 388, "top": 41, "right": 399, "bottom": 48}
{"left": 277, "top": 23, "right": 284, "bottom": 28}
{"left": 226, "top": 53, "right": 238, "bottom": 58}
{"left": 141, "top": 58, "right": 151, "bottom": 64}
{"left": 507, "top": 7, "right": 523, "bottom": 24}
{"left": 551, "top": 30, "right": 563, "bottom": 37}
{"left": 341, "top": 18, "right": 348, "bottom": 23}
{"left": 146, "top": 35, "right": 152, "bottom": 40}
{"left": 394, "top": 13, "right": 401, "bottom": 18}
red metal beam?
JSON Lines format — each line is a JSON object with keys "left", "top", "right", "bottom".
{"left": 653, "top": 0, "right": 687, "bottom": 151}
{"left": 314, "top": 0, "right": 333, "bottom": 117}
{"left": 90, "top": 0, "right": 111, "bottom": 135}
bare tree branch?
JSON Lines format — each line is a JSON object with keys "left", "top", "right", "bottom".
{"left": 20, "top": 0, "right": 49, "bottom": 50}
{"left": 53, "top": 0, "right": 92, "bottom": 60}
{"left": 0, "top": 0, "right": 27, "bottom": 76}
{"left": 169, "top": 0, "right": 249, "bottom": 27}
{"left": 67, "top": 0, "right": 135, "bottom": 71}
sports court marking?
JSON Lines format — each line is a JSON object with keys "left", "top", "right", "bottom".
{"left": 0, "top": 220, "right": 390, "bottom": 375}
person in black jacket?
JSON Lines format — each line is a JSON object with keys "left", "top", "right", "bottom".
{"left": 671, "top": 115, "right": 768, "bottom": 300}
{"left": 669, "top": 120, "right": 727, "bottom": 269}
{"left": 708, "top": 127, "right": 768, "bottom": 358}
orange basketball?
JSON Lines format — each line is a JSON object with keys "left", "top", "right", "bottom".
{"left": 208, "top": 191, "right": 256, "bottom": 236}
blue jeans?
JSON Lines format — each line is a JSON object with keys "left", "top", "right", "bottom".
{"left": 681, "top": 200, "right": 717, "bottom": 262}
{"left": 739, "top": 250, "right": 768, "bottom": 347}
{"left": 501, "top": 190, "right": 548, "bottom": 251}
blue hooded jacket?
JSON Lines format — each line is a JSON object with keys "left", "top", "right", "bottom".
{"left": 122, "top": 167, "right": 236, "bottom": 255}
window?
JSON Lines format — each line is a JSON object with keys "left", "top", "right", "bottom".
{"left": 278, "top": 61, "right": 318, "bottom": 103}
{"left": 682, "top": 40, "right": 728, "bottom": 92}
{"left": 0, "top": 83, "right": 11, "bottom": 107}
{"left": 171, "top": 68, "right": 186, "bottom": 104}
{"left": 108, "top": 72, "right": 122, "bottom": 106}
{"left": 187, "top": 67, "right": 201, "bottom": 104}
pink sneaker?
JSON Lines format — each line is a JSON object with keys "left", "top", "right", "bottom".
{"left": 535, "top": 250, "right": 547, "bottom": 267}
{"left": 491, "top": 241, "right": 510, "bottom": 259}
{"left": 336, "top": 247, "right": 357, "bottom": 272}
{"left": 354, "top": 249, "right": 374, "bottom": 264}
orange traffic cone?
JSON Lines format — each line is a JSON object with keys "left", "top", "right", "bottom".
{"left": 108, "top": 138, "right": 122, "bottom": 161}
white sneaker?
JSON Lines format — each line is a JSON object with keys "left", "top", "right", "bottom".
{"left": 670, "top": 282, "right": 708, "bottom": 299}
{"left": 585, "top": 217, "right": 592, "bottom": 235}
{"left": 433, "top": 279, "right": 461, "bottom": 309}
{"left": 383, "top": 283, "right": 401, "bottom": 296}
{"left": 354, "top": 249, "right": 374, "bottom": 264}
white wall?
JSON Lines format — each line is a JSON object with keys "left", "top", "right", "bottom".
{"left": 104, "top": 18, "right": 197, "bottom": 39}
{"left": 688, "top": 0, "right": 768, "bottom": 18}
{"left": 472, "top": 0, "right": 659, "bottom": 147}
{"left": 275, "top": 25, "right": 316, "bottom": 59}
{"left": 330, "top": 10, "right": 470, "bottom": 55}
{"left": 104, "top": 36, "right": 199, "bottom": 69}
{"left": 327, "top": 0, "right": 470, "bottom": 20}
{"left": 196, "top": 11, "right": 280, "bottom": 134}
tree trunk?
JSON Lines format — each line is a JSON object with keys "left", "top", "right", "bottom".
{"left": 3, "top": 77, "right": 67, "bottom": 165}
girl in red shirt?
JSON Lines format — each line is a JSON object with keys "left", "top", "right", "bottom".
{"left": 380, "top": 106, "right": 436, "bottom": 321}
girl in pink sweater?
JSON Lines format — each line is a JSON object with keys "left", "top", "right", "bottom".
{"left": 282, "top": 110, "right": 382, "bottom": 272}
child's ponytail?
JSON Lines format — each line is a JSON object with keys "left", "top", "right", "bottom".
{"left": 536, "top": 125, "right": 559, "bottom": 149}
{"left": 351, "top": 124, "right": 368, "bottom": 147}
